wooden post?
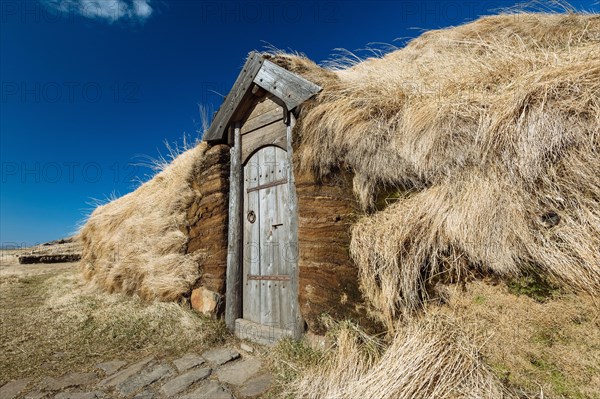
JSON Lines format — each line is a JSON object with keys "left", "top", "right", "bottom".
{"left": 286, "top": 112, "right": 303, "bottom": 338}
{"left": 225, "top": 122, "right": 242, "bottom": 331}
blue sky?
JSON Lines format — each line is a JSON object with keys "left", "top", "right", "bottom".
{"left": 1, "top": 0, "right": 598, "bottom": 246}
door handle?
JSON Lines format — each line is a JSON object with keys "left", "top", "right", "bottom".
{"left": 272, "top": 223, "right": 283, "bottom": 229}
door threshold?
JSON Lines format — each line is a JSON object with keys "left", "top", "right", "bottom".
{"left": 235, "top": 318, "right": 293, "bottom": 346}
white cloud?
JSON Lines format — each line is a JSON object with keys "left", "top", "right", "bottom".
{"left": 132, "top": 0, "right": 153, "bottom": 19}
{"left": 42, "top": 0, "right": 154, "bottom": 23}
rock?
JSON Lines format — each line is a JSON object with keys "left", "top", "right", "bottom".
{"left": 172, "top": 353, "right": 204, "bottom": 372}
{"left": 215, "top": 358, "right": 262, "bottom": 385}
{"left": 190, "top": 287, "right": 220, "bottom": 315}
{"left": 24, "top": 392, "right": 47, "bottom": 399}
{"left": 18, "top": 254, "right": 81, "bottom": 264}
{"left": 179, "top": 381, "right": 233, "bottom": 399}
{"left": 116, "top": 363, "right": 173, "bottom": 397}
{"left": 132, "top": 390, "right": 154, "bottom": 399}
{"left": 159, "top": 368, "right": 211, "bottom": 397}
{"left": 238, "top": 373, "right": 272, "bottom": 398}
{"left": 42, "top": 373, "right": 96, "bottom": 391}
{"left": 305, "top": 331, "right": 333, "bottom": 351}
{"left": 0, "top": 378, "right": 31, "bottom": 399}
{"left": 53, "top": 392, "right": 103, "bottom": 399}
{"left": 240, "top": 343, "right": 253, "bottom": 353}
{"left": 96, "top": 360, "right": 127, "bottom": 375}
{"left": 97, "top": 356, "right": 153, "bottom": 388}
{"left": 201, "top": 348, "right": 240, "bottom": 366}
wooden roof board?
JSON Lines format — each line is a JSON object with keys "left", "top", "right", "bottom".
{"left": 203, "top": 54, "right": 322, "bottom": 144}
{"left": 253, "top": 59, "right": 321, "bottom": 111}
{"left": 203, "top": 52, "right": 264, "bottom": 142}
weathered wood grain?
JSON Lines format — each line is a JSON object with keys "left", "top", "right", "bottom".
{"left": 204, "top": 53, "right": 264, "bottom": 143}
{"left": 225, "top": 124, "right": 243, "bottom": 331}
{"left": 275, "top": 148, "right": 291, "bottom": 329}
{"left": 253, "top": 59, "right": 321, "bottom": 111}
{"left": 243, "top": 155, "right": 261, "bottom": 322}
{"left": 286, "top": 113, "right": 303, "bottom": 338}
{"left": 241, "top": 107, "right": 284, "bottom": 135}
{"left": 205, "top": 54, "right": 321, "bottom": 144}
{"left": 241, "top": 97, "right": 283, "bottom": 134}
{"left": 241, "top": 120, "right": 287, "bottom": 164}
{"left": 259, "top": 146, "right": 278, "bottom": 325}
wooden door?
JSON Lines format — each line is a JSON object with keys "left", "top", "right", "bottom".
{"left": 242, "top": 145, "right": 293, "bottom": 330}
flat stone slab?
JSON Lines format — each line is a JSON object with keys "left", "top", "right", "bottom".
{"left": 98, "top": 357, "right": 153, "bottom": 388}
{"left": 201, "top": 348, "right": 240, "bottom": 366}
{"left": 172, "top": 353, "right": 205, "bottom": 372}
{"left": 24, "top": 392, "right": 47, "bottom": 399}
{"left": 238, "top": 373, "right": 273, "bottom": 398}
{"left": 179, "top": 381, "right": 233, "bottom": 399}
{"left": 54, "top": 392, "right": 104, "bottom": 399}
{"left": 132, "top": 390, "right": 154, "bottom": 399}
{"left": 116, "top": 363, "right": 173, "bottom": 397}
{"left": 42, "top": 373, "right": 96, "bottom": 391}
{"left": 0, "top": 378, "right": 31, "bottom": 399}
{"left": 240, "top": 343, "right": 254, "bottom": 353}
{"left": 215, "top": 358, "right": 262, "bottom": 386}
{"left": 159, "top": 367, "right": 211, "bottom": 397}
{"left": 96, "top": 360, "right": 127, "bottom": 375}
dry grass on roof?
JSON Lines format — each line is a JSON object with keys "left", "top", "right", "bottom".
{"left": 283, "top": 314, "right": 514, "bottom": 399}
{"left": 269, "top": 12, "right": 600, "bottom": 324}
{"left": 80, "top": 142, "right": 211, "bottom": 301}
{"left": 275, "top": 281, "right": 599, "bottom": 399}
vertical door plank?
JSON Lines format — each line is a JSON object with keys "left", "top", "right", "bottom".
{"left": 243, "top": 157, "right": 261, "bottom": 323}
{"left": 259, "top": 146, "right": 280, "bottom": 326}
{"left": 225, "top": 124, "right": 242, "bottom": 331}
{"left": 286, "top": 113, "right": 303, "bottom": 339}
{"left": 274, "top": 147, "right": 291, "bottom": 329}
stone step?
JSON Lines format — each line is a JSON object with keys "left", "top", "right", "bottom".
{"left": 159, "top": 368, "right": 211, "bottom": 397}
{"left": 178, "top": 381, "right": 233, "bottom": 399}
{"left": 215, "top": 358, "right": 262, "bottom": 386}
{"left": 116, "top": 363, "right": 173, "bottom": 397}
{"left": 0, "top": 379, "right": 31, "bottom": 399}
{"left": 172, "top": 353, "right": 205, "bottom": 373}
{"left": 97, "top": 357, "right": 154, "bottom": 388}
{"left": 201, "top": 348, "right": 240, "bottom": 366}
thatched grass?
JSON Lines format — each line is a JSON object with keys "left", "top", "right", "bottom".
{"left": 282, "top": 315, "right": 513, "bottom": 399}
{"left": 275, "top": 281, "right": 599, "bottom": 399}
{"left": 269, "top": 12, "right": 600, "bottom": 325}
{"left": 80, "top": 142, "right": 211, "bottom": 301}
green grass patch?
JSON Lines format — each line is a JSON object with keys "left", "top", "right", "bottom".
{"left": 529, "top": 357, "right": 585, "bottom": 399}
{"left": 507, "top": 273, "right": 561, "bottom": 303}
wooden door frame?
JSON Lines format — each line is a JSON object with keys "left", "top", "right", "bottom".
{"left": 225, "top": 112, "right": 303, "bottom": 339}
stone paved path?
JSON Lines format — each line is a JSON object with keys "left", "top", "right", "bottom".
{"left": 1, "top": 345, "right": 272, "bottom": 399}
